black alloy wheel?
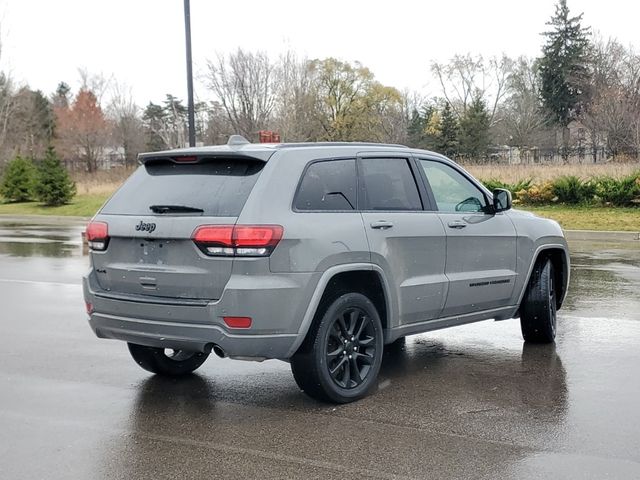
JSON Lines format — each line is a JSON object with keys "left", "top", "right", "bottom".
{"left": 291, "top": 292, "right": 384, "bottom": 403}
{"left": 325, "top": 306, "right": 377, "bottom": 389}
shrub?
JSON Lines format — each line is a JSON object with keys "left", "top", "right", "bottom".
{"left": 593, "top": 173, "right": 640, "bottom": 206}
{"left": 551, "top": 175, "right": 596, "bottom": 204}
{"left": 33, "top": 147, "right": 76, "bottom": 206}
{"left": 516, "top": 181, "right": 556, "bottom": 205}
{"left": 481, "top": 178, "right": 532, "bottom": 195}
{"left": 0, "top": 156, "right": 37, "bottom": 202}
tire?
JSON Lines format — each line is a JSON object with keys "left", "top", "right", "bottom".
{"left": 127, "top": 343, "right": 209, "bottom": 376}
{"left": 520, "top": 258, "right": 557, "bottom": 343}
{"left": 291, "top": 292, "right": 384, "bottom": 403}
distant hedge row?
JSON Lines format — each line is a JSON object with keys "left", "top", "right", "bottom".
{"left": 481, "top": 173, "right": 640, "bottom": 207}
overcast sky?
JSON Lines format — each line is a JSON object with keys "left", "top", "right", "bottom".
{"left": 1, "top": 0, "right": 639, "bottom": 106}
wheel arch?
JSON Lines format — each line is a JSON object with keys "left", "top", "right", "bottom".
{"left": 286, "top": 264, "right": 394, "bottom": 357}
{"left": 517, "top": 245, "right": 570, "bottom": 310}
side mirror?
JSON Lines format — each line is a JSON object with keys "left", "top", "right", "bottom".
{"left": 493, "top": 189, "right": 512, "bottom": 213}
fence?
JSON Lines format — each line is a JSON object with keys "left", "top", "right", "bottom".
{"left": 479, "top": 146, "right": 640, "bottom": 165}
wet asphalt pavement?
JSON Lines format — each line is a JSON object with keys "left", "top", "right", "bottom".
{"left": 0, "top": 217, "right": 639, "bottom": 479}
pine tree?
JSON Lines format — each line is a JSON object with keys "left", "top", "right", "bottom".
{"left": 52, "top": 82, "right": 71, "bottom": 109}
{"left": 0, "top": 156, "right": 37, "bottom": 202}
{"left": 458, "top": 98, "right": 491, "bottom": 160}
{"left": 437, "top": 102, "right": 459, "bottom": 158}
{"left": 407, "top": 109, "right": 426, "bottom": 148}
{"left": 33, "top": 147, "right": 76, "bottom": 206}
{"left": 143, "top": 102, "right": 168, "bottom": 151}
{"left": 32, "top": 90, "right": 55, "bottom": 145}
{"left": 407, "top": 105, "right": 439, "bottom": 150}
{"left": 538, "top": 0, "right": 591, "bottom": 127}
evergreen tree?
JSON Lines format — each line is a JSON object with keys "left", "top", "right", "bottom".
{"left": 436, "top": 102, "right": 459, "bottom": 158}
{"left": 52, "top": 82, "right": 71, "bottom": 109}
{"left": 32, "top": 90, "right": 55, "bottom": 144}
{"left": 33, "top": 147, "right": 76, "bottom": 206}
{"left": 142, "top": 96, "right": 189, "bottom": 150}
{"left": 458, "top": 98, "right": 491, "bottom": 159}
{"left": 0, "top": 156, "right": 37, "bottom": 202}
{"left": 407, "top": 105, "right": 441, "bottom": 150}
{"left": 407, "top": 108, "right": 426, "bottom": 148}
{"left": 538, "top": 0, "right": 591, "bottom": 127}
{"left": 142, "top": 102, "right": 168, "bottom": 151}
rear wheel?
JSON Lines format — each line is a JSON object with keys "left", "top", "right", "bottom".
{"left": 520, "top": 258, "right": 557, "bottom": 343}
{"left": 291, "top": 292, "right": 384, "bottom": 403}
{"left": 127, "top": 343, "right": 209, "bottom": 376}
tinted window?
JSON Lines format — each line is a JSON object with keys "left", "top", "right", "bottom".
{"left": 360, "top": 158, "right": 422, "bottom": 211}
{"left": 420, "top": 160, "right": 488, "bottom": 213}
{"left": 101, "top": 159, "right": 264, "bottom": 216}
{"left": 295, "top": 159, "right": 357, "bottom": 211}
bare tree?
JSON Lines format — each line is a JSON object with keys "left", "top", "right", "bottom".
{"left": 496, "top": 57, "right": 549, "bottom": 148}
{"left": 3, "top": 87, "right": 53, "bottom": 160}
{"left": 624, "top": 48, "right": 640, "bottom": 158}
{"left": 108, "top": 82, "right": 144, "bottom": 166}
{"left": 580, "top": 38, "right": 640, "bottom": 160}
{"left": 78, "top": 67, "right": 112, "bottom": 105}
{"left": 273, "top": 51, "right": 318, "bottom": 141}
{"left": 431, "top": 53, "right": 514, "bottom": 126}
{"left": 0, "top": 72, "right": 17, "bottom": 164}
{"left": 204, "top": 49, "right": 277, "bottom": 139}
{"left": 0, "top": 34, "right": 19, "bottom": 165}
{"left": 202, "top": 100, "right": 232, "bottom": 145}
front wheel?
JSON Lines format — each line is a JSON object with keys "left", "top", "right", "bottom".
{"left": 291, "top": 292, "right": 384, "bottom": 403}
{"left": 127, "top": 343, "right": 209, "bottom": 376}
{"left": 520, "top": 258, "right": 557, "bottom": 343}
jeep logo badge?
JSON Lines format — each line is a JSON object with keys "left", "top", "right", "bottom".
{"left": 135, "top": 221, "right": 156, "bottom": 233}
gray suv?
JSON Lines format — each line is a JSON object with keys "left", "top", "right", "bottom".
{"left": 83, "top": 138, "right": 570, "bottom": 403}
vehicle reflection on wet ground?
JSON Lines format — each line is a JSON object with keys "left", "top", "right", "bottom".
{"left": 0, "top": 217, "right": 638, "bottom": 479}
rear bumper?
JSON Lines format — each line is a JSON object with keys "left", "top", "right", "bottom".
{"left": 89, "top": 312, "right": 297, "bottom": 359}
{"left": 83, "top": 270, "right": 318, "bottom": 359}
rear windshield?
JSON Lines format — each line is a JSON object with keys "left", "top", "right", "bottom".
{"left": 101, "top": 159, "right": 264, "bottom": 216}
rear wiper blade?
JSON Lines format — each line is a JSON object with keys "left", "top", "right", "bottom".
{"left": 149, "top": 204, "right": 204, "bottom": 214}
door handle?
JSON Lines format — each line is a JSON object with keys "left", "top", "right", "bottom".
{"left": 370, "top": 220, "right": 394, "bottom": 230}
{"left": 447, "top": 220, "right": 467, "bottom": 229}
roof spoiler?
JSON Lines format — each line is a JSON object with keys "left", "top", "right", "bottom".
{"left": 137, "top": 135, "right": 275, "bottom": 164}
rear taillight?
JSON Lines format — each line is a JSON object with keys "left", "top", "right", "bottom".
{"left": 192, "top": 225, "right": 283, "bottom": 257}
{"left": 86, "top": 221, "right": 109, "bottom": 251}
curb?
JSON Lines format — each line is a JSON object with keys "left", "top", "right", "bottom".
{"left": 564, "top": 230, "right": 640, "bottom": 241}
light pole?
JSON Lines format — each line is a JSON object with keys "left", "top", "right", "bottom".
{"left": 184, "top": 0, "right": 196, "bottom": 147}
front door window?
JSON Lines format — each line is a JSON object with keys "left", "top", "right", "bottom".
{"left": 419, "top": 160, "right": 488, "bottom": 213}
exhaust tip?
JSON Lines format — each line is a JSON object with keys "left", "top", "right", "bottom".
{"left": 212, "top": 344, "right": 226, "bottom": 358}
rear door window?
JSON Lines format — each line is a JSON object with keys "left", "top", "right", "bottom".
{"left": 101, "top": 159, "right": 264, "bottom": 216}
{"left": 294, "top": 159, "right": 357, "bottom": 211}
{"left": 359, "top": 158, "right": 422, "bottom": 211}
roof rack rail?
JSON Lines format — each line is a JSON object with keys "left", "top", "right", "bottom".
{"left": 274, "top": 141, "right": 409, "bottom": 149}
